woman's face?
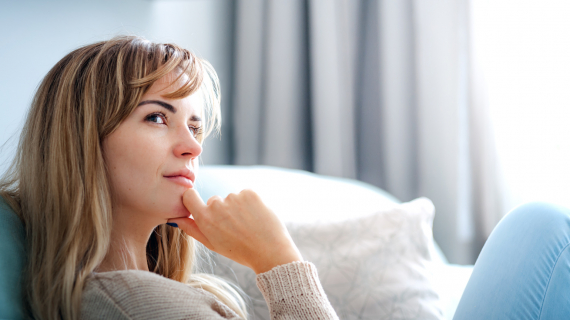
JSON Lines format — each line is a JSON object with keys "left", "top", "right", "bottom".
{"left": 103, "top": 72, "right": 204, "bottom": 225}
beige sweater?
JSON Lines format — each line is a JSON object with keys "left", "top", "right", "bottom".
{"left": 81, "top": 261, "right": 338, "bottom": 319}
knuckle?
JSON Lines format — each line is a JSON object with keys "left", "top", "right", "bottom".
{"left": 207, "top": 195, "right": 223, "bottom": 206}
{"left": 208, "top": 196, "right": 222, "bottom": 202}
{"left": 225, "top": 192, "right": 237, "bottom": 202}
{"left": 240, "top": 189, "right": 259, "bottom": 200}
{"left": 210, "top": 200, "right": 223, "bottom": 210}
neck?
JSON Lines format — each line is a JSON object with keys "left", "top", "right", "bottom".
{"left": 96, "top": 205, "right": 159, "bottom": 272}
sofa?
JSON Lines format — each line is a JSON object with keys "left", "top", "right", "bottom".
{"left": 196, "top": 166, "right": 473, "bottom": 320}
{"left": 0, "top": 165, "right": 473, "bottom": 319}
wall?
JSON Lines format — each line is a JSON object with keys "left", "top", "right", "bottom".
{"left": 0, "top": 0, "right": 233, "bottom": 176}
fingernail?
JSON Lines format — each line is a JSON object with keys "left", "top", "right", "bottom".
{"left": 166, "top": 222, "right": 178, "bottom": 228}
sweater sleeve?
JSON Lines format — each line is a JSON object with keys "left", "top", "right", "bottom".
{"left": 256, "top": 261, "right": 339, "bottom": 320}
{"left": 81, "top": 262, "right": 338, "bottom": 320}
{"left": 81, "top": 270, "right": 241, "bottom": 320}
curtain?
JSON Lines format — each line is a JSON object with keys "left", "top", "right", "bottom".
{"left": 229, "top": 0, "right": 505, "bottom": 264}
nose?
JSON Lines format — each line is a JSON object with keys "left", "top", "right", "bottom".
{"left": 173, "top": 125, "right": 202, "bottom": 159}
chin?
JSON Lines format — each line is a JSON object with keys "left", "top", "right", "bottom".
{"left": 157, "top": 189, "right": 190, "bottom": 217}
{"left": 169, "top": 202, "right": 191, "bottom": 219}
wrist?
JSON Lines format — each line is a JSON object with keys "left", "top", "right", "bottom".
{"left": 252, "top": 248, "right": 303, "bottom": 274}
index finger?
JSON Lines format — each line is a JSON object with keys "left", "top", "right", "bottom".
{"left": 183, "top": 188, "right": 207, "bottom": 217}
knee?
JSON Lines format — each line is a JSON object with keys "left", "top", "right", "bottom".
{"left": 490, "top": 202, "right": 570, "bottom": 251}
{"left": 503, "top": 202, "right": 570, "bottom": 231}
{"left": 511, "top": 201, "right": 570, "bottom": 216}
{"left": 458, "top": 202, "right": 570, "bottom": 320}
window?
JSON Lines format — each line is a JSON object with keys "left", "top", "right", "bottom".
{"left": 472, "top": 0, "right": 570, "bottom": 207}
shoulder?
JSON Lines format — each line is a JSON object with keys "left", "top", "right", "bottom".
{"left": 85, "top": 270, "right": 189, "bottom": 296}
{"left": 81, "top": 270, "right": 240, "bottom": 320}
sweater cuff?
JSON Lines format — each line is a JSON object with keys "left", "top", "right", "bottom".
{"left": 256, "top": 261, "right": 338, "bottom": 319}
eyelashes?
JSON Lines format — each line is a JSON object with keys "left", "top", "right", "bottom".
{"left": 190, "top": 126, "right": 204, "bottom": 137}
{"left": 144, "top": 112, "right": 203, "bottom": 138}
{"left": 145, "top": 112, "right": 167, "bottom": 125}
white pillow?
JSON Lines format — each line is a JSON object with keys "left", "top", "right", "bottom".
{"left": 208, "top": 197, "right": 443, "bottom": 320}
{"left": 196, "top": 165, "right": 399, "bottom": 224}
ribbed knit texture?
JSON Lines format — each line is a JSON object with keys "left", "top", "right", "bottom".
{"left": 81, "top": 261, "right": 338, "bottom": 319}
{"left": 256, "top": 261, "right": 338, "bottom": 320}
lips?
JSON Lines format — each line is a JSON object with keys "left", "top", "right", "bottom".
{"left": 164, "top": 168, "right": 195, "bottom": 188}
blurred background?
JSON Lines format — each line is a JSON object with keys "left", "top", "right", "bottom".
{"left": 1, "top": 0, "right": 569, "bottom": 265}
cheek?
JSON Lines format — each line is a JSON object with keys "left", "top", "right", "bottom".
{"left": 104, "top": 130, "right": 165, "bottom": 207}
{"left": 102, "top": 123, "right": 192, "bottom": 219}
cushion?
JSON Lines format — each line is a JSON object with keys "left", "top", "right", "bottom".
{"left": 196, "top": 165, "right": 444, "bottom": 320}
{"left": 0, "top": 197, "right": 26, "bottom": 319}
{"left": 196, "top": 165, "right": 400, "bottom": 224}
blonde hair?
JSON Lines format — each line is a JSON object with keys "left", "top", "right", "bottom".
{"left": 0, "top": 36, "right": 246, "bottom": 319}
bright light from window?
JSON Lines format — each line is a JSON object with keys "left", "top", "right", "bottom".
{"left": 472, "top": 0, "right": 570, "bottom": 208}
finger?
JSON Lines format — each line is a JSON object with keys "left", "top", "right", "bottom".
{"left": 167, "top": 217, "right": 213, "bottom": 250}
{"left": 207, "top": 195, "right": 223, "bottom": 206}
{"left": 182, "top": 188, "right": 207, "bottom": 217}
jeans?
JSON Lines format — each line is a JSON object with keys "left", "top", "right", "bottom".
{"left": 453, "top": 202, "right": 570, "bottom": 319}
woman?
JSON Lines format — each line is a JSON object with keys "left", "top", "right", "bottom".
{"left": 0, "top": 36, "right": 337, "bottom": 319}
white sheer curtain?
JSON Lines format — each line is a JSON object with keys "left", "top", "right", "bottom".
{"left": 230, "top": 0, "right": 505, "bottom": 264}
{"left": 472, "top": 0, "right": 570, "bottom": 211}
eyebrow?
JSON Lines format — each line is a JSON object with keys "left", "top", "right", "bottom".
{"left": 138, "top": 100, "right": 202, "bottom": 121}
{"left": 138, "top": 100, "right": 177, "bottom": 113}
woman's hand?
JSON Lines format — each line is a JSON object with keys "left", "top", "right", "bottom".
{"left": 167, "top": 189, "right": 303, "bottom": 274}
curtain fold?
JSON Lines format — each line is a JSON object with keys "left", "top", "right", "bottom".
{"left": 230, "top": 0, "right": 504, "bottom": 264}
{"left": 308, "top": 0, "right": 358, "bottom": 178}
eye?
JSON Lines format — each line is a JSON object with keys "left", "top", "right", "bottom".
{"left": 145, "top": 112, "right": 167, "bottom": 125}
{"left": 188, "top": 125, "right": 203, "bottom": 138}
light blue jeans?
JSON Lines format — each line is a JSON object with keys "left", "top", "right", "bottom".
{"left": 453, "top": 202, "right": 570, "bottom": 319}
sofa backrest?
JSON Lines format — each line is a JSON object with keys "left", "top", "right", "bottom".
{"left": 0, "top": 197, "right": 26, "bottom": 319}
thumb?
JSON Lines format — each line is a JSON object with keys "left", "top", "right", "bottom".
{"left": 182, "top": 188, "right": 206, "bottom": 217}
{"left": 167, "top": 217, "right": 213, "bottom": 250}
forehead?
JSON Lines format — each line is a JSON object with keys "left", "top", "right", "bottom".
{"left": 144, "top": 72, "right": 204, "bottom": 115}
{"left": 146, "top": 71, "right": 188, "bottom": 95}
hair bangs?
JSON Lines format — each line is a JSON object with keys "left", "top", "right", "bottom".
{"left": 130, "top": 43, "right": 202, "bottom": 99}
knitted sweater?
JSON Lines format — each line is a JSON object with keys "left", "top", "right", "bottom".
{"left": 81, "top": 261, "right": 338, "bottom": 319}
